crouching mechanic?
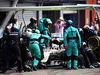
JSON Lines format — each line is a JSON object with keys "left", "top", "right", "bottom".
{"left": 25, "top": 28, "right": 52, "bottom": 71}
{"left": 64, "top": 20, "right": 81, "bottom": 70}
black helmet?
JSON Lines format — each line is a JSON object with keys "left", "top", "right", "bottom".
{"left": 83, "top": 26, "right": 89, "bottom": 32}
{"left": 78, "top": 28, "right": 83, "bottom": 33}
{"left": 30, "top": 18, "right": 37, "bottom": 23}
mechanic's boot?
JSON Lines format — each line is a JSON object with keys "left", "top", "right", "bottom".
{"left": 81, "top": 65, "right": 85, "bottom": 69}
{"left": 19, "top": 70, "right": 24, "bottom": 73}
{"left": 40, "top": 63, "right": 48, "bottom": 69}
{"left": 66, "top": 67, "right": 71, "bottom": 70}
{"left": 89, "top": 65, "right": 95, "bottom": 69}
{"left": 73, "top": 67, "right": 78, "bottom": 70}
{"left": 92, "top": 63, "right": 100, "bottom": 68}
{"left": 96, "top": 62, "right": 100, "bottom": 68}
{"left": 42, "top": 64, "right": 48, "bottom": 69}
{"left": 32, "top": 66, "right": 37, "bottom": 71}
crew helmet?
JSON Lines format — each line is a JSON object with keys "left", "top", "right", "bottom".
{"left": 78, "top": 28, "right": 83, "bottom": 33}
{"left": 83, "top": 25, "right": 89, "bottom": 32}
{"left": 35, "top": 29, "right": 40, "bottom": 34}
{"left": 25, "top": 28, "right": 32, "bottom": 35}
{"left": 66, "top": 20, "right": 73, "bottom": 26}
{"left": 44, "top": 18, "right": 52, "bottom": 26}
{"left": 30, "top": 18, "right": 37, "bottom": 23}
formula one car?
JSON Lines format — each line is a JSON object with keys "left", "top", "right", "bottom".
{"left": 40, "top": 33, "right": 66, "bottom": 67}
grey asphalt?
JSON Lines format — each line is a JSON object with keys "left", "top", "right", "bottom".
{"left": 0, "top": 66, "right": 100, "bottom": 75}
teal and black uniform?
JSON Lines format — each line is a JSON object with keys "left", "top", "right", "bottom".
{"left": 2, "top": 31, "right": 29, "bottom": 73}
{"left": 40, "top": 27, "right": 50, "bottom": 48}
{"left": 0, "top": 21, "right": 30, "bottom": 73}
{"left": 38, "top": 18, "right": 52, "bottom": 48}
{"left": 64, "top": 20, "right": 81, "bottom": 69}
{"left": 27, "top": 29, "right": 51, "bottom": 70}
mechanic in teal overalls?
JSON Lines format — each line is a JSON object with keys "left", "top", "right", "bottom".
{"left": 26, "top": 28, "right": 51, "bottom": 71}
{"left": 38, "top": 18, "right": 52, "bottom": 48}
{"left": 64, "top": 20, "right": 81, "bottom": 70}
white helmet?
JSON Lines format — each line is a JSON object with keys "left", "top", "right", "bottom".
{"left": 35, "top": 29, "right": 40, "bottom": 34}
{"left": 82, "top": 42, "right": 86, "bottom": 46}
{"left": 47, "top": 18, "right": 52, "bottom": 24}
{"left": 25, "top": 28, "right": 32, "bottom": 35}
{"left": 78, "top": 28, "right": 83, "bottom": 32}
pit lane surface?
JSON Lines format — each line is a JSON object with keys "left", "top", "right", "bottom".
{"left": 0, "top": 66, "right": 100, "bottom": 75}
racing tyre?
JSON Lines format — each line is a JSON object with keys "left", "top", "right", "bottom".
{"left": 87, "top": 36, "right": 100, "bottom": 53}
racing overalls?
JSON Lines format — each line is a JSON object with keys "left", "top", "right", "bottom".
{"left": 40, "top": 27, "right": 51, "bottom": 48}
{"left": 28, "top": 32, "right": 51, "bottom": 68}
{"left": 64, "top": 26, "right": 81, "bottom": 68}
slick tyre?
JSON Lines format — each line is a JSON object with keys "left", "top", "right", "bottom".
{"left": 87, "top": 36, "right": 100, "bottom": 53}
